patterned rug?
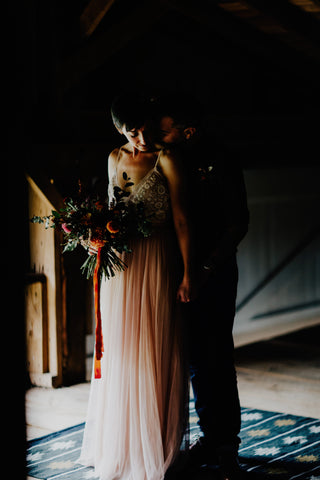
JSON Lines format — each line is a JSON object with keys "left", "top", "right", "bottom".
{"left": 27, "top": 404, "right": 320, "bottom": 480}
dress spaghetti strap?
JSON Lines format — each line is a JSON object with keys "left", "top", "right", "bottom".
{"left": 115, "top": 146, "right": 122, "bottom": 171}
{"left": 116, "top": 146, "right": 123, "bottom": 161}
{"left": 154, "top": 149, "right": 162, "bottom": 170}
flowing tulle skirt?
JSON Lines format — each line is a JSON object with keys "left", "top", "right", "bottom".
{"left": 79, "top": 230, "right": 188, "bottom": 480}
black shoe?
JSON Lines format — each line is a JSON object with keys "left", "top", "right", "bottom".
{"left": 218, "top": 452, "right": 243, "bottom": 480}
{"left": 187, "top": 437, "right": 218, "bottom": 468}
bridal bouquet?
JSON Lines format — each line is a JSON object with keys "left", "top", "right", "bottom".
{"left": 31, "top": 179, "right": 153, "bottom": 378}
{"left": 30, "top": 179, "right": 153, "bottom": 280}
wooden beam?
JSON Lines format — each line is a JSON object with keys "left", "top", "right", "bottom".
{"left": 217, "top": 0, "right": 320, "bottom": 62}
{"left": 217, "top": 1, "right": 287, "bottom": 35}
{"left": 166, "top": 0, "right": 320, "bottom": 72}
{"left": 58, "top": 0, "right": 169, "bottom": 92}
{"left": 289, "top": 0, "right": 320, "bottom": 19}
{"left": 80, "top": 0, "right": 117, "bottom": 38}
{"left": 166, "top": 0, "right": 279, "bottom": 56}
{"left": 167, "top": 0, "right": 320, "bottom": 65}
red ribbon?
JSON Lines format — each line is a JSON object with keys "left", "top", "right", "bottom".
{"left": 93, "top": 247, "right": 104, "bottom": 379}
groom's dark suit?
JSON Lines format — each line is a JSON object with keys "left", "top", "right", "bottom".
{"left": 182, "top": 135, "right": 249, "bottom": 458}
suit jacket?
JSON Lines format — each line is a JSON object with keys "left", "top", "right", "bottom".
{"left": 179, "top": 135, "right": 250, "bottom": 269}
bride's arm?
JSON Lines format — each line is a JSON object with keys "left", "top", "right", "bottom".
{"left": 107, "top": 149, "right": 118, "bottom": 185}
{"left": 159, "top": 150, "right": 193, "bottom": 303}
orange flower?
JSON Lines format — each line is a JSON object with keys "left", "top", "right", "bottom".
{"left": 91, "top": 227, "right": 106, "bottom": 248}
{"left": 90, "top": 238, "right": 106, "bottom": 249}
{"left": 106, "top": 220, "right": 119, "bottom": 234}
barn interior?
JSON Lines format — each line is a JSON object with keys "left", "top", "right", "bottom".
{"left": 10, "top": 0, "right": 320, "bottom": 476}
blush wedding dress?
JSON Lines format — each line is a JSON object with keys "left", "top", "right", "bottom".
{"left": 78, "top": 149, "right": 188, "bottom": 480}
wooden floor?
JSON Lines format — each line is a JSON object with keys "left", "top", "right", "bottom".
{"left": 234, "top": 325, "right": 320, "bottom": 419}
{"left": 25, "top": 324, "right": 320, "bottom": 478}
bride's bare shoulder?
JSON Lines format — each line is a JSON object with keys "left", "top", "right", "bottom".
{"left": 108, "top": 144, "right": 129, "bottom": 164}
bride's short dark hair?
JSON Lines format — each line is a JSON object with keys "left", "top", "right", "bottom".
{"left": 111, "top": 93, "right": 154, "bottom": 131}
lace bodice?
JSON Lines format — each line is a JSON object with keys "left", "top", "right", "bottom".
{"left": 108, "top": 149, "right": 171, "bottom": 226}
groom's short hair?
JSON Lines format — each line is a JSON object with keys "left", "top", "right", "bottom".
{"left": 111, "top": 93, "right": 155, "bottom": 131}
{"left": 155, "top": 93, "right": 202, "bottom": 130}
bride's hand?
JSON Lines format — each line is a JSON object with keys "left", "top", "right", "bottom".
{"left": 88, "top": 243, "right": 99, "bottom": 256}
{"left": 80, "top": 236, "right": 99, "bottom": 256}
{"left": 176, "top": 276, "right": 192, "bottom": 303}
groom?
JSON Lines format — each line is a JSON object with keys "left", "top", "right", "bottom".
{"left": 155, "top": 94, "right": 249, "bottom": 479}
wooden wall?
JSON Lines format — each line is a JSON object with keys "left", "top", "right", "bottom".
{"left": 234, "top": 166, "right": 320, "bottom": 346}
{"left": 26, "top": 175, "right": 65, "bottom": 387}
{"left": 25, "top": 174, "right": 89, "bottom": 387}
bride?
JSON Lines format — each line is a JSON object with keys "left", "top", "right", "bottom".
{"left": 78, "top": 93, "right": 193, "bottom": 480}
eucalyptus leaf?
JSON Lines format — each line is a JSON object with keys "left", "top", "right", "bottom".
{"left": 63, "top": 240, "right": 78, "bottom": 252}
{"left": 30, "top": 216, "right": 44, "bottom": 224}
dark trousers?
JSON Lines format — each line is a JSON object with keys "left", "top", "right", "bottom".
{"left": 185, "top": 255, "right": 241, "bottom": 454}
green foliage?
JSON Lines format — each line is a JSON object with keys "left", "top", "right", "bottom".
{"left": 30, "top": 176, "right": 154, "bottom": 280}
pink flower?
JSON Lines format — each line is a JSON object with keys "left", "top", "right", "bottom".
{"left": 62, "top": 223, "right": 72, "bottom": 234}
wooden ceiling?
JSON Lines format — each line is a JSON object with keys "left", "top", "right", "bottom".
{"left": 14, "top": 0, "right": 320, "bottom": 180}
{"left": 57, "top": 0, "right": 320, "bottom": 92}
